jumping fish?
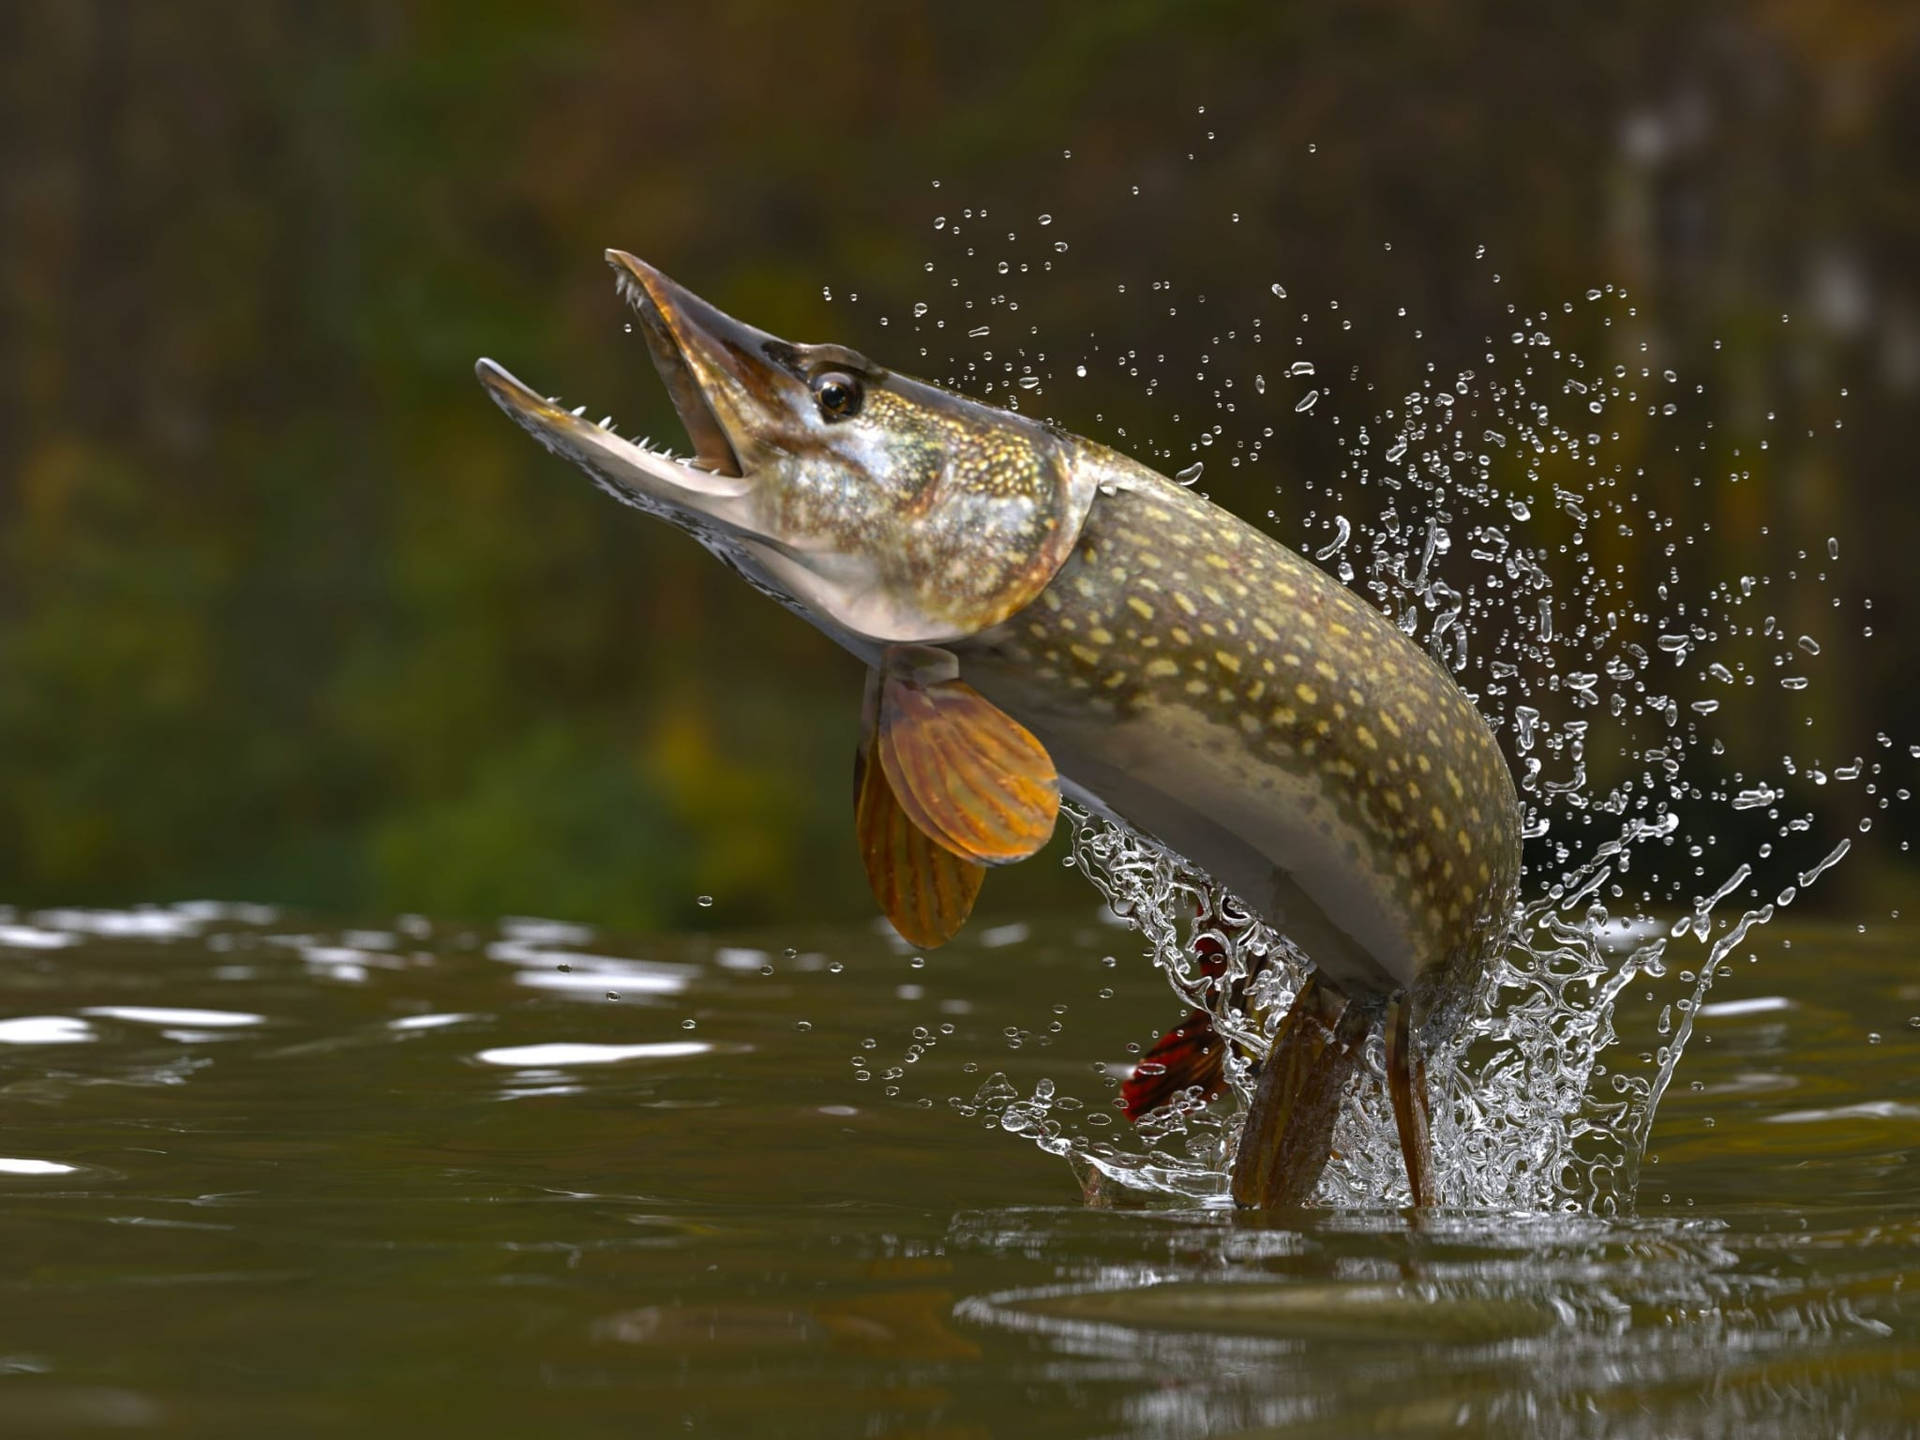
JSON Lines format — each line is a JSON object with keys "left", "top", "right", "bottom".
{"left": 476, "top": 254, "right": 1522, "bottom": 1207}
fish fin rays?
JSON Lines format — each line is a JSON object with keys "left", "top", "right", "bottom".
{"left": 852, "top": 654, "right": 1060, "bottom": 947}
{"left": 875, "top": 660, "right": 1060, "bottom": 867}
{"left": 1229, "top": 975, "right": 1369, "bottom": 1208}
{"left": 1119, "top": 1008, "right": 1227, "bottom": 1120}
{"left": 855, "top": 682, "right": 985, "bottom": 949}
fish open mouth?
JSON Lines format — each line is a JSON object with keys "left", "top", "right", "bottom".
{"left": 608, "top": 251, "right": 743, "bottom": 480}
{"left": 474, "top": 253, "right": 761, "bottom": 509}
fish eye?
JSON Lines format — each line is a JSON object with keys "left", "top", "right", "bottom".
{"left": 811, "top": 370, "right": 863, "bottom": 421}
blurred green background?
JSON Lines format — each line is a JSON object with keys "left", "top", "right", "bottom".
{"left": 2, "top": 1, "right": 1915, "bottom": 930}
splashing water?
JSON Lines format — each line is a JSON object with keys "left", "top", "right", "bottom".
{"left": 836, "top": 180, "right": 1903, "bottom": 1216}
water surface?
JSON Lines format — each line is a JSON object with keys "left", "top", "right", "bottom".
{"left": 0, "top": 906, "right": 1914, "bottom": 1436}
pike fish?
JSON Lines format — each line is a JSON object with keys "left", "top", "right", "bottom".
{"left": 476, "top": 253, "right": 1522, "bottom": 1207}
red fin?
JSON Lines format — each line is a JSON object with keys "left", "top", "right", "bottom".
{"left": 877, "top": 669, "right": 1059, "bottom": 866}
{"left": 855, "top": 674, "right": 985, "bottom": 948}
{"left": 1120, "top": 1008, "right": 1227, "bottom": 1120}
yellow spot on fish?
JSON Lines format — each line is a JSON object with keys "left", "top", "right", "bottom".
{"left": 1314, "top": 659, "right": 1338, "bottom": 682}
{"left": 1239, "top": 712, "right": 1262, "bottom": 735}
{"left": 1246, "top": 679, "right": 1265, "bottom": 702}
{"left": 1429, "top": 805, "right": 1447, "bottom": 829}
{"left": 1295, "top": 683, "right": 1318, "bottom": 705}
{"left": 1457, "top": 829, "right": 1473, "bottom": 853}
{"left": 1144, "top": 658, "right": 1179, "bottom": 679}
{"left": 1204, "top": 553, "right": 1230, "bottom": 570}
{"left": 1170, "top": 627, "right": 1192, "bottom": 646}
{"left": 1071, "top": 644, "right": 1102, "bottom": 666}
{"left": 1088, "top": 627, "right": 1113, "bottom": 646}
{"left": 1173, "top": 592, "right": 1198, "bottom": 616}
{"left": 1355, "top": 725, "right": 1378, "bottom": 750}
{"left": 1253, "top": 617, "right": 1279, "bottom": 641}
{"left": 1270, "top": 706, "right": 1296, "bottom": 727}
{"left": 1379, "top": 711, "right": 1402, "bottom": 739}
{"left": 1215, "top": 651, "right": 1242, "bottom": 674}
{"left": 1185, "top": 679, "right": 1210, "bottom": 696}
{"left": 1127, "top": 596, "right": 1154, "bottom": 620}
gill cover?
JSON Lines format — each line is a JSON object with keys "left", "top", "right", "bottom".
{"left": 478, "top": 253, "right": 1100, "bottom": 645}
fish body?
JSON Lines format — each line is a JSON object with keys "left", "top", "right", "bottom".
{"left": 477, "top": 254, "right": 1522, "bottom": 1205}
{"left": 960, "top": 457, "right": 1519, "bottom": 1030}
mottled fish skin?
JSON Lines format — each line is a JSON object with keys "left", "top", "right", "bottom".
{"left": 958, "top": 447, "right": 1521, "bottom": 1035}
{"left": 477, "top": 256, "right": 1522, "bottom": 1046}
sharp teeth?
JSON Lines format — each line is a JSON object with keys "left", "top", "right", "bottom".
{"left": 599, "top": 416, "right": 615, "bottom": 430}
{"left": 570, "top": 404, "right": 587, "bottom": 417}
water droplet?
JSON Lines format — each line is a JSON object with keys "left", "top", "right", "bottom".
{"left": 1295, "top": 389, "right": 1320, "bottom": 413}
{"left": 696, "top": 895, "right": 714, "bottom": 908}
{"left": 1270, "top": 283, "right": 1287, "bottom": 299}
{"left": 1174, "top": 461, "right": 1204, "bottom": 486}
{"left": 606, "top": 991, "right": 621, "bottom": 1002}
{"left": 795, "top": 1020, "right": 812, "bottom": 1032}
{"left": 1075, "top": 364, "right": 1087, "bottom": 378}
{"left": 1038, "top": 213, "right": 1052, "bottom": 226}
{"left": 681, "top": 1018, "right": 697, "bottom": 1030}
{"left": 1253, "top": 374, "right": 1266, "bottom": 394}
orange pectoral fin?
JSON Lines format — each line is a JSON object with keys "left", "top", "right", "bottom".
{"left": 876, "top": 672, "right": 1060, "bottom": 866}
{"left": 855, "top": 684, "right": 985, "bottom": 949}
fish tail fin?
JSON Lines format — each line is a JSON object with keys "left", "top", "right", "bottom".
{"left": 1386, "top": 994, "right": 1437, "bottom": 1207}
{"left": 1229, "top": 975, "right": 1368, "bottom": 1208}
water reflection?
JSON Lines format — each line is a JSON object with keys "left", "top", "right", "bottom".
{"left": 0, "top": 904, "right": 1909, "bottom": 1434}
{"left": 0, "top": 1016, "right": 95, "bottom": 1044}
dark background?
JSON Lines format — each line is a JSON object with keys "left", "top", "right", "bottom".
{"left": 3, "top": 1, "right": 1916, "bottom": 931}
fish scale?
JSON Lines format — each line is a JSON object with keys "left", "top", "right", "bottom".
{"left": 960, "top": 454, "right": 1520, "bottom": 1036}
{"left": 477, "top": 252, "right": 1525, "bottom": 1206}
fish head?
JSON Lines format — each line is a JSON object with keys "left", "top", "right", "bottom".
{"left": 477, "top": 252, "right": 1097, "bottom": 645}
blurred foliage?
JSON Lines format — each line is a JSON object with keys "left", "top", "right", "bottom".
{"left": 1, "top": 1, "right": 1916, "bottom": 928}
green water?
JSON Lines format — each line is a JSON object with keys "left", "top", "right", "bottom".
{"left": 0, "top": 906, "right": 1915, "bottom": 1437}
